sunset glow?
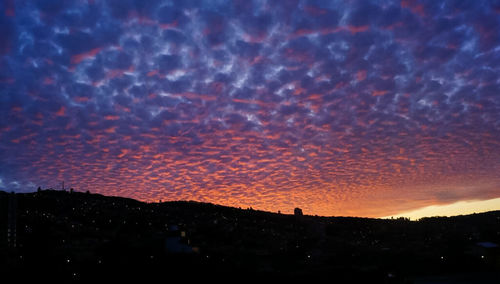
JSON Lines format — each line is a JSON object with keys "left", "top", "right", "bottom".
{"left": 384, "top": 197, "right": 500, "bottom": 220}
{"left": 1, "top": 0, "right": 500, "bottom": 217}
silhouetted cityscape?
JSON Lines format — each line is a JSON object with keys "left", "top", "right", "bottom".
{"left": 1, "top": 189, "right": 500, "bottom": 282}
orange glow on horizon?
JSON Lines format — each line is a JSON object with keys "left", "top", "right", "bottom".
{"left": 383, "top": 197, "right": 500, "bottom": 220}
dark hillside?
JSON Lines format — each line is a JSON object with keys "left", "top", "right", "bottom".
{"left": 1, "top": 190, "right": 499, "bottom": 282}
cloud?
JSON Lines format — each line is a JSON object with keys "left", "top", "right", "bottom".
{"left": 0, "top": 0, "right": 500, "bottom": 217}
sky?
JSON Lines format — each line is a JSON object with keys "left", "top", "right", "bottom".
{"left": 1, "top": 0, "right": 500, "bottom": 218}
{"left": 384, "top": 197, "right": 500, "bottom": 220}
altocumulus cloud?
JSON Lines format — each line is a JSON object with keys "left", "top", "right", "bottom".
{"left": 1, "top": 0, "right": 500, "bottom": 217}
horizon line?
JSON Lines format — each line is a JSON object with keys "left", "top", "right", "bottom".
{"left": 3, "top": 188, "right": 500, "bottom": 221}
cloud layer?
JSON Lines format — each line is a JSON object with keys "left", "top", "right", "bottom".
{"left": 1, "top": 0, "right": 500, "bottom": 217}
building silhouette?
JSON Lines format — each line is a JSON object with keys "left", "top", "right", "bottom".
{"left": 294, "top": 207, "right": 303, "bottom": 217}
{"left": 7, "top": 192, "right": 17, "bottom": 248}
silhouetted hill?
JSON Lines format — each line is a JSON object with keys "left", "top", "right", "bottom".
{"left": 1, "top": 190, "right": 499, "bottom": 282}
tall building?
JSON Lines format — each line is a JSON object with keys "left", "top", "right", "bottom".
{"left": 294, "top": 207, "right": 303, "bottom": 217}
{"left": 7, "top": 192, "right": 17, "bottom": 248}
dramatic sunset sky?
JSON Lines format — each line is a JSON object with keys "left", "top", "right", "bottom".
{"left": 1, "top": 0, "right": 500, "bottom": 218}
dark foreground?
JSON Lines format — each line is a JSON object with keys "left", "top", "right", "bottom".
{"left": 1, "top": 190, "right": 499, "bottom": 282}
